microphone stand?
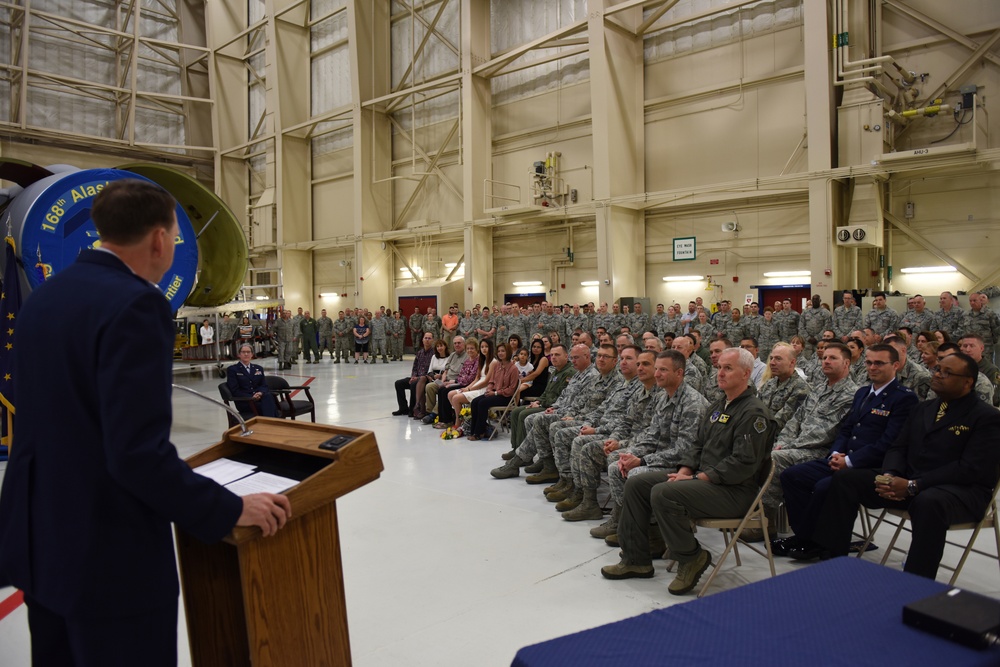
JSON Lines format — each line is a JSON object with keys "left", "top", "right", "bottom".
{"left": 172, "top": 384, "right": 253, "bottom": 436}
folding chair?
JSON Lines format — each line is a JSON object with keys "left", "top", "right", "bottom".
{"left": 667, "top": 457, "right": 777, "bottom": 598}
{"left": 486, "top": 394, "right": 518, "bottom": 440}
{"left": 856, "top": 477, "right": 1000, "bottom": 585}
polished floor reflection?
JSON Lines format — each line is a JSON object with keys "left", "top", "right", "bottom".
{"left": 1, "top": 356, "right": 998, "bottom": 666}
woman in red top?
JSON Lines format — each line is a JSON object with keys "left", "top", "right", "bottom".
{"left": 467, "top": 342, "right": 519, "bottom": 440}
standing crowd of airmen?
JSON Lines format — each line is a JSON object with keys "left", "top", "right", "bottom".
{"left": 388, "top": 291, "right": 1000, "bottom": 596}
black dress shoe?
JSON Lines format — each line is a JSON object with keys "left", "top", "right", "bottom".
{"left": 787, "top": 542, "right": 828, "bottom": 562}
{"left": 391, "top": 409, "right": 409, "bottom": 416}
{"left": 770, "top": 535, "right": 802, "bottom": 557}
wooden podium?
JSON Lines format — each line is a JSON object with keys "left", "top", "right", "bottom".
{"left": 175, "top": 418, "right": 383, "bottom": 667}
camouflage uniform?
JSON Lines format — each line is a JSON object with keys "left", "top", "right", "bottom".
{"left": 389, "top": 315, "right": 406, "bottom": 360}
{"left": 509, "top": 363, "right": 575, "bottom": 447}
{"left": 799, "top": 306, "right": 833, "bottom": 343}
{"left": 271, "top": 316, "right": 294, "bottom": 366}
{"left": 722, "top": 319, "right": 746, "bottom": 344}
{"left": 742, "top": 313, "right": 762, "bottom": 341}
{"left": 422, "top": 313, "right": 442, "bottom": 339}
{"left": 763, "top": 376, "right": 858, "bottom": 515}
{"left": 936, "top": 306, "right": 964, "bottom": 342}
{"left": 683, "top": 357, "right": 705, "bottom": 394}
{"left": 547, "top": 370, "right": 623, "bottom": 473}
{"left": 408, "top": 311, "right": 424, "bottom": 351}
{"left": 897, "top": 357, "right": 932, "bottom": 400}
{"left": 849, "top": 356, "right": 868, "bottom": 385}
{"left": 899, "top": 309, "right": 937, "bottom": 337}
{"left": 755, "top": 318, "right": 780, "bottom": 361}
{"left": 863, "top": 306, "right": 900, "bottom": 337}
{"left": 702, "top": 366, "right": 723, "bottom": 404}
{"left": 317, "top": 314, "right": 334, "bottom": 359}
{"left": 651, "top": 312, "right": 667, "bottom": 337}
{"left": 712, "top": 309, "right": 732, "bottom": 330}
{"left": 692, "top": 321, "right": 715, "bottom": 343}
{"left": 778, "top": 310, "right": 800, "bottom": 341}
{"left": 218, "top": 318, "right": 238, "bottom": 359}
{"left": 757, "top": 373, "right": 811, "bottom": 431}
{"left": 566, "top": 312, "right": 589, "bottom": 340}
{"left": 658, "top": 314, "right": 684, "bottom": 339}
{"left": 290, "top": 313, "right": 304, "bottom": 357}
{"left": 333, "top": 316, "right": 353, "bottom": 362}
{"left": 536, "top": 312, "right": 561, "bottom": 338}
{"left": 370, "top": 315, "right": 390, "bottom": 362}
{"left": 607, "top": 382, "right": 710, "bottom": 507}
{"left": 629, "top": 311, "right": 651, "bottom": 335}
{"left": 515, "top": 365, "right": 601, "bottom": 464}
{"left": 832, "top": 304, "right": 862, "bottom": 339}
{"left": 591, "top": 312, "right": 614, "bottom": 338}
{"left": 568, "top": 383, "right": 660, "bottom": 487}
{"left": 962, "top": 308, "right": 1000, "bottom": 360}
{"left": 473, "top": 314, "right": 495, "bottom": 344}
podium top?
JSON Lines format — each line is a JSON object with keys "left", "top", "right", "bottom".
{"left": 185, "top": 418, "right": 383, "bottom": 544}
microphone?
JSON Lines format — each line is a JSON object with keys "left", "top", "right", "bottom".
{"left": 172, "top": 384, "right": 253, "bottom": 436}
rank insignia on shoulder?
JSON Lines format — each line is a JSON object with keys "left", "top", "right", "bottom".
{"left": 753, "top": 417, "right": 767, "bottom": 434}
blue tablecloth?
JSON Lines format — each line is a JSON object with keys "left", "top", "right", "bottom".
{"left": 513, "top": 558, "right": 1000, "bottom": 667}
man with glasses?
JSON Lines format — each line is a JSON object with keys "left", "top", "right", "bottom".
{"left": 804, "top": 352, "right": 1000, "bottom": 579}
{"left": 780, "top": 344, "right": 917, "bottom": 560}
{"left": 926, "top": 342, "right": 995, "bottom": 403}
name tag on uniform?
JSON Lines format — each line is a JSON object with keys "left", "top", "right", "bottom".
{"left": 718, "top": 414, "right": 731, "bottom": 424}
{"left": 871, "top": 408, "right": 890, "bottom": 417}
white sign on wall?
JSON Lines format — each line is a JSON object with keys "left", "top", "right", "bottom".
{"left": 672, "top": 237, "right": 696, "bottom": 261}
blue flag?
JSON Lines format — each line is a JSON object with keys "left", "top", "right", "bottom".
{"left": 0, "top": 235, "right": 22, "bottom": 456}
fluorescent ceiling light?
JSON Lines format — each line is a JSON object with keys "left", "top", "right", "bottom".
{"left": 580, "top": 281, "right": 599, "bottom": 286}
{"left": 763, "top": 270, "right": 811, "bottom": 278}
{"left": 899, "top": 266, "right": 956, "bottom": 274}
{"left": 512, "top": 281, "right": 542, "bottom": 286}
{"left": 254, "top": 295, "right": 268, "bottom": 300}
{"left": 319, "top": 292, "right": 338, "bottom": 298}
{"left": 662, "top": 275, "right": 704, "bottom": 282}
{"left": 444, "top": 262, "right": 465, "bottom": 269}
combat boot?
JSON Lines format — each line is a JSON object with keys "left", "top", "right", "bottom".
{"left": 490, "top": 456, "right": 525, "bottom": 479}
{"left": 523, "top": 459, "right": 544, "bottom": 474}
{"left": 562, "top": 489, "right": 603, "bottom": 521}
{"left": 590, "top": 504, "right": 621, "bottom": 539}
{"left": 554, "top": 488, "right": 582, "bottom": 512}
{"left": 525, "top": 457, "right": 559, "bottom": 484}
{"left": 543, "top": 477, "right": 570, "bottom": 498}
{"left": 545, "top": 478, "right": 574, "bottom": 502}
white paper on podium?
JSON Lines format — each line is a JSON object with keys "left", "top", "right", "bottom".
{"left": 193, "top": 458, "right": 257, "bottom": 486}
{"left": 224, "top": 471, "right": 299, "bottom": 496}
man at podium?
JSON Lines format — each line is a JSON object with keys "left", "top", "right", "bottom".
{"left": 0, "top": 180, "right": 292, "bottom": 667}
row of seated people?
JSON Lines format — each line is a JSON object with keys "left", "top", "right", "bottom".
{"left": 427, "top": 331, "right": 998, "bottom": 595}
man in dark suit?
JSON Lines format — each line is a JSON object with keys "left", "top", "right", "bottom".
{"left": 0, "top": 179, "right": 291, "bottom": 666}
{"left": 778, "top": 344, "right": 918, "bottom": 559}
{"left": 806, "top": 352, "right": 1000, "bottom": 579}
{"left": 228, "top": 343, "right": 279, "bottom": 417}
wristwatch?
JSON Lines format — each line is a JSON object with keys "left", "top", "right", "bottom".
{"left": 907, "top": 479, "right": 919, "bottom": 497}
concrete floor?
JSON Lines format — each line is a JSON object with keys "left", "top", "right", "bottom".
{"left": 1, "top": 355, "right": 998, "bottom": 666}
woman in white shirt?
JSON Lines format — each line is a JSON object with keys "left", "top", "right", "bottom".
{"left": 199, "top": 319, "right": 214, "bottom": 345}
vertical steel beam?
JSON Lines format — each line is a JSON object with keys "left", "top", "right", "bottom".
{"left": 462, "top": 0, "right": 492, "bottom": 308}
{"left": 349, "top": 0, "right": 392, "bottom": 308}
{"left": 591, "top": 0, "right": 645, "bottom": 306}
{"left": 805, "top": 0, "right": 836, "bottom": 301}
